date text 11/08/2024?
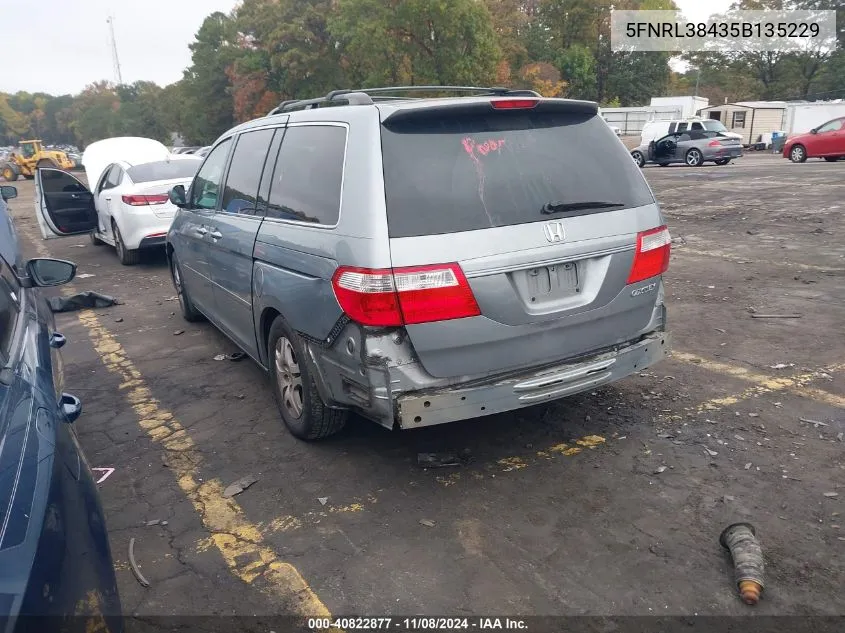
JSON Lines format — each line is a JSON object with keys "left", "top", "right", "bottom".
{"left": 308, "top": 617, "right": 528, "bottom": 630}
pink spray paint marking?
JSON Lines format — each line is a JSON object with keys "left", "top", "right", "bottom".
{"left": 461, "top": 137, "right": 505, "bottom": 225}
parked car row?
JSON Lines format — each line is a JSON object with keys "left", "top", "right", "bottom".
{"left": 1, "top": 185, "right": 123, "bottom": 630}
{"left": 34, "top": 87, "right": 672, "bottom": 442}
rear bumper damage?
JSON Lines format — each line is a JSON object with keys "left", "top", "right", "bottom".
{"left": 395, "top": 330, "right": 669, "bottom": 428}
{"left": 305, "top": 313, "right": 670, "bottom": 430}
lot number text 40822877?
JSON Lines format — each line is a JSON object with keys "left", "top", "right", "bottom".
{"left": 308, "top": 617, "right": 528, "bottom": 630}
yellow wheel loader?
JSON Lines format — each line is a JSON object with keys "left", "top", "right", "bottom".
{"left": 1, "top": 140, "right": 76, "bottom": 181}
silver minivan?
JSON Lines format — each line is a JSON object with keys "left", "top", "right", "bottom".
{"left": 164, "top": 87, "right": 672, "bottom": 440}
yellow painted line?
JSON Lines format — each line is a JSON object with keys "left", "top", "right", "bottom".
{"left": 10, "top": 213, "right": 335, "bottom": 619}
{"left": 671, "top": 351, "right": 845, "bottom": 411}
{"left": 74, "top": 310, "right": 334, "bottom": 617}
{"left": 789, "top": 385, "right": 845, "bottom": 409}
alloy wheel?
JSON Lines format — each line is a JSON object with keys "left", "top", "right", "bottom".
{"left": 275, "top": 336, "right": 303, "bottom": 419}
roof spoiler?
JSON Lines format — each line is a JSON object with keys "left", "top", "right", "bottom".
{"left": 381, "top": 98, "right": 599, "bottom": 125}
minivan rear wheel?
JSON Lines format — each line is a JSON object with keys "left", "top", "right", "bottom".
{"left": 268, "top": 317, "right": 347, "bottom": 440}
{"left": 170, "top": 253, "right": 204, "bottom": 322}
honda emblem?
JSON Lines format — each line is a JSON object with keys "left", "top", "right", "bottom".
{"left": 543, "top": 221, "right": 565, "bottom": 243}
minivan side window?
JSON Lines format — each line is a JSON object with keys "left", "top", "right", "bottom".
{"left": 190, "top": 139, "right": 233, "bottom": 211}
{"left": 266, "top": 125, "right": 346, "bottom": 225}
{"left": 221, "top": 129, "right": 276, "bottom": 215}
{"left": 677, "top": 122, "right": 688, "bottom": 132}
{"left": 691, "top": 122, "right": 703, "bottom": 130}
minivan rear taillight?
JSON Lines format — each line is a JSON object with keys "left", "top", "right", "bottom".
{"left": 627, "top": 226, "right": 671, "bottom": 284}
{"left": 491, "top": 99, "right": 539, "bottom": 110}
{"left": 122, "top": 194, "right": 169, "bottom": 206}
{"left": 332, "top": 263, "right": 481, "bottom": 326}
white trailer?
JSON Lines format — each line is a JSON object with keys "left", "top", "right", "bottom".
{"left": 785, "top": 101, "right": 845, "bottom": 135}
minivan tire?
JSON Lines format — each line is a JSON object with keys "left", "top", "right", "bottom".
{"left": 170, "top": 254, "right": 204, "bottom": 322}
{"left": 685, "top": 149, "right": 703, "bottom": 167}
{"left": 267, "top": 316, "right": 347, "bottom": 441}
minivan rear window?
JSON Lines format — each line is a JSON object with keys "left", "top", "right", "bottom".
{"left": 381, "top": 110, "right": 655, "bottom": 238}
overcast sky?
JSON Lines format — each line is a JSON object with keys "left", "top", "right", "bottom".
{"left": 3, "top": 0, "right": 733, "bottom": 95}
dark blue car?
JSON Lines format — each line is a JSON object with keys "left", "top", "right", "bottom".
{"left": 0, "top": 185, "right": 122, "bottom": 633}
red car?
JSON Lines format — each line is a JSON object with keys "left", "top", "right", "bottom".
{"left": 783, "top": 116, "right": 845, "bottom": 163}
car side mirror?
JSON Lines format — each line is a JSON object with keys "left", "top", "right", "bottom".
{"left": 169, "top": 185, "right": 188, "bottom": 208}
{"left": 0, "top": 185, "right": 17, "bottom": 200}
{"left": 810, "top": 128, "right": 817, "bottom": 134}
{"left": 23, "top": 258, "right": 77, "bottom": 288}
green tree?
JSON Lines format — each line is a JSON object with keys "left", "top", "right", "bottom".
{"left": 329, "top": 0, "right": 500, "bottom": 87}
{"left": 556, "top": 44, "right": 597, "bottom": 99}
{"left": 180, "top": 12, "right": 236, "bottom": 144}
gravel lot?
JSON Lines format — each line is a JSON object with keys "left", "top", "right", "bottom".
{"left": 7, "top": 154, "right": 844, "bottom": 619}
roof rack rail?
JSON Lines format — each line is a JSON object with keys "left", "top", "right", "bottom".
{"left": 328, "top": 85, "right": 542, "bottom": 98}
{"left": 268, "top": 91, "right": 374, "bottom": 115}
{"left": 268, "top": 85, "right": 542, "bottom": 115}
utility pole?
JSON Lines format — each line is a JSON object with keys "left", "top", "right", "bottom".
{"left": 107, "top": 15, "right": 123, "bottom": 85}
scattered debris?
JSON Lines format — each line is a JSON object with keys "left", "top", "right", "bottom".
{"left": 166, "top": 296, "right": 179, "bottom": 301}
{"left": 722, "top": 495, "right": 735, "bottom": 503}
{"left": 128, "top": 538, "right": 151, "bottom": 588}
{"left": 48, "top": 291, "right": 119, "bottom": 313}
{"left": 769, "top": 363, "right": 794, "bottom": 370}
{"left": 115, "top": 317, "right": 123, "bottom": 323}
{"left": 734, "top": 435, "right": 746, "bottom": 442}
{"left": 748, "top": 413, "right": 759, "bottom": 418}
{"left": 318, "top": 497, "right": 328, "bottom": 506}
{"left": 720, "top": 523, "right": 764, "bottom": 606}
{"left": 714, "top": 328, "right": 726, "bottom": 333}
{"left": 417, "top": 451, "right": 470, "bottom": 468}
{"left": 800, "top": 417, "right": 828, "bottom": 427}
{"left": 654, "top": 466, "right": 667, "bottom": 474}
{"left": 69, "top": 244, "right": 86, "bottom": 248}
{"left": 77, "top": 273, "right": 96, "bottom": 279}
{"left": 750, "top": 314, "right": 802, "bottom": 319}
{"left": 222, "top": 475, "right": 259, "bottom": 498}
{"left": 837, "top": 433, "right": 843, "bottom": 442}
{"left": 145, "top": 519, "right": 162, "bottom": 526}
{"left": 419, "top": 519, "right": 436, "bottom": 527}
{"left": 704, "top": 447, "right": 718, "bottom": 457}
{"left": 823, "top": 492, "right": 839, "bottom": 498}
{"left": 745, "top": 463, "right": 752, "bottom": 470}
{"left": 173, "top": 330, "right": 185, "bottom": 336}
{"left": 214, "top": 352, "right": 247, "bottom": 361}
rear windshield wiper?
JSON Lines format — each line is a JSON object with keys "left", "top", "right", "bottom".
{"left": 541, "top": 201, "right": 626, "bottom": 215}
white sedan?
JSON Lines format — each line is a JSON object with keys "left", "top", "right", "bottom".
{"left": 34, "top": 137, "right": 202, "bottom": 265}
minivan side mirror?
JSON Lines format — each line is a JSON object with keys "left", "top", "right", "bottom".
{"left": 169, "top": 185, "right": 188, "bottom": 208}
{"left": 22, "top": 258, "right": 77, "bottom": 288}
{"left": 0, "top": 185, "right": 17, "bottom": 200}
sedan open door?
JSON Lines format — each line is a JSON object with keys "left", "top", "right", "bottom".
{"left": 34, "top": 168, "right": 98, "bottom": 239}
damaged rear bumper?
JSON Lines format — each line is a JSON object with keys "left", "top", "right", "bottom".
{"left": 395, "top": 331, "right": 669, "bottom": 429}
